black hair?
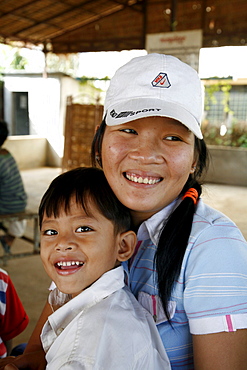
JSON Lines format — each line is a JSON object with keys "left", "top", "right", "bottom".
{"left": 0, "top": 120, "right": 9, "bottom": 147}
{"left": 39, "top": 167, "right": 131, "bottom": 234}
{"left": 91, "top": 119, "right": 209, "bottom": 320}
{"left": 155, "top": 137, "right": 208, "bottom": 321}
{"left": 91, "top": 119, "right": 106, "bottom": 168}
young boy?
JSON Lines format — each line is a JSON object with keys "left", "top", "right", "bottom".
{"left": 39, "top": 167, "right": 170, "bottom": 369}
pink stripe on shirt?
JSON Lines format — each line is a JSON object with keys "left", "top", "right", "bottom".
{"left": 226, "top": 315, "right": 234, "bottom": 332}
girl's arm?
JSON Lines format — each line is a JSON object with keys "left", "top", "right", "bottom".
{"left": 193, "top": 329, "right": 247, "bottom": 369}
{"left": 24, "top": 301, "right": 52, "bottom": 354}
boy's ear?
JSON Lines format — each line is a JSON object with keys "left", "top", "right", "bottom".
{"left": 117, "top": 231, "right": 137, "bottom": 262}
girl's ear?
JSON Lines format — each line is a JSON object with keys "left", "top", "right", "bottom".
{"left": 190, "top": 161, "right": 197, "bottom": 174}
{"left": 117, "top": 231, "right": 137, "bottom": 262}
{"left": 191, "top": 145, "right": 199, "bottom": 174}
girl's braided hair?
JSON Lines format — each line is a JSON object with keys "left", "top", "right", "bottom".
{"left": 155, "top": 136, "right": 208, "bottom": 321}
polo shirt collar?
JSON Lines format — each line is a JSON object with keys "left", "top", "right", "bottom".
{"left": 137, "top": 198, "right": 180, "bottom": 245}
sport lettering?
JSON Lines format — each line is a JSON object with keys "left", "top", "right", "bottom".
{"left": 110, "top": 108, "right": 161, "bottom": 119}
{"left": 116, "top": 111, "right": 133, "bottom": 118}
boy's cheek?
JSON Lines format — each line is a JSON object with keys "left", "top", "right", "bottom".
{"left": 40, "top": 246, "right": 48, "bottom": 265}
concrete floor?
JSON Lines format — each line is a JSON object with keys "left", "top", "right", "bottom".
{"left": 1, "top": 167, "right": 247, "bottom": 349}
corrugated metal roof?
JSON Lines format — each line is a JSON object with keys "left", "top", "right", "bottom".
{"left": 0, "top": 0, "right": 246, "bottom": 54}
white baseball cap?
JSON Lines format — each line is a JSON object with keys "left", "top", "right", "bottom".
{"left": 104, "top": 53, "right": 203, "bottom": 139}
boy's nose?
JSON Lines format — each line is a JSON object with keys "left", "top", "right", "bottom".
{"left": 55, "top": 235, "right": 76, "bottom": 251}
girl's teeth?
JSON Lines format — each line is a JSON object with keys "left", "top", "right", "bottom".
{"left": 126, "top": 174, "right": 160, "bottom": 185}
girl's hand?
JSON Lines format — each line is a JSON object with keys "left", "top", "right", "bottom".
{"left": 3, "top": 365, "right": 18, "bottom": 370}
{"left": 0, "top": 357, "right": 15, "bottom": 370}
{"left": 0, "top": 350, "right": 46, "bottom": 370}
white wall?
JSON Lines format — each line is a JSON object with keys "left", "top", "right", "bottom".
{"left": 4, "top": 75, "right": 60, "bottom": 135}
{"left": 3, "top": 73, "right": 82, "bottom": 162}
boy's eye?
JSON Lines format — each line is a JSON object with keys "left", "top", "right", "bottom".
{"left": 76, "top": 226, "right": 93, "bottom": 232}
{"left": 43, "top": 229, "right": 57, "bottom": 236}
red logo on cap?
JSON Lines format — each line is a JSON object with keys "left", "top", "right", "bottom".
{"left": 152, "top": 73, "right": 171, "bottom": 88}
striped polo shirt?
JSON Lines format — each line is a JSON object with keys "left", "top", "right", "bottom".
{"left": 0, "top": 151, "right": 27, "bottom": 214}
{"left": 122, "top": 198, "right": 247, "bottom": 369}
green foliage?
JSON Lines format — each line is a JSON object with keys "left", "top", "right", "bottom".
{"left": 204, "top": 81, "right": 232, "bottom": 114}
{"left": 204, "top": 84, "right": 220, "bottom": 109}
{"left": 203, "top": 81, "right": 247, "bottom": 147}
{"left": 79, "top": 76, "right": 110, "bottom": 85}
{"left": 45, "top": 52, "right": 79, "bottom": 76}
{"left": 10, "top": 50, "right": 27, "bottom": 69}
{"left": 237, "top": 134, "right": 247, "bottom": 148}
{"left": 0, "top": 44, "right": 28, "bottom": 71}
{"left": 202, "top": 120, "right": 247, "bottom": 148}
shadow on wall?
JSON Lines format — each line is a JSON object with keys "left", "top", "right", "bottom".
{"left": 205, "top": 145, "right": 247, "bottom": 187}
{"left": 4, "top": 136, "right": 62, "bottom": 169}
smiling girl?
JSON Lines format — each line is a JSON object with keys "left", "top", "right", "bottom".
{"left": 91, "top": 54, "right": 247, "bottom": 369}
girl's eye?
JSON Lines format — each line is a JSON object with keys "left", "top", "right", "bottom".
{"left": 76, "top": 226, "right": 93, "bottom": 232}
{"left": 43, "top": 229, "right": 57, "bottom": 236}
{"left": 165, "top": 135, "right": 182, "bottom": 141}
{"left": 120, "top": 128, "right": 137, "bottom": 134}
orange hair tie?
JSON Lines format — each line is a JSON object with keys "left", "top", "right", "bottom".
{"left": 182, "top": 188, "right": 199, "bottom": 205}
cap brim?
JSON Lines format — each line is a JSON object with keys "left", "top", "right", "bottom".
{"left": 105, "top": 98, "right": 203, "bottom": 139}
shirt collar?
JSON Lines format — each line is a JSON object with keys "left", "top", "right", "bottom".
{"left": 137, "top": 198, "right": 180, "bottom": 245}
{"left": 46, "top": 266, "right": 125, "bottom": 336}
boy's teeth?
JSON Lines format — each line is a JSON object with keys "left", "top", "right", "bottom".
{"left": 126, "top": 173, "right": 160, "bottom": 185}
{"left": 57, "top": 261, "right": 83, "bottom": 267}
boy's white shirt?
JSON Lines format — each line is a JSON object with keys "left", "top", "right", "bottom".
{"left": 41, "top": 266, "right": 171, "bottom": 369}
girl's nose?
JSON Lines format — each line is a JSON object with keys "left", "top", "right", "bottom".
{"left": 129, "top": 136, "right": 164, "bottom": 164}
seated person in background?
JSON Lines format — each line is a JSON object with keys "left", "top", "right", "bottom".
{"left": 0, "top": 268, "right": 29, "bottom": 358}
{"left": 0, "top": 120, "right": 27, "bottom": 254}
{"left": 38, "top": 167, "right": 171, "bottom": 369}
